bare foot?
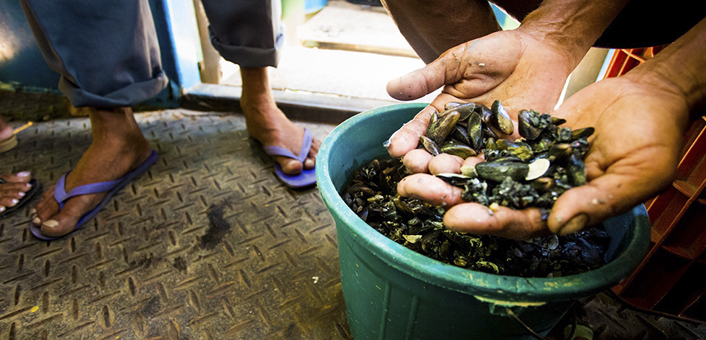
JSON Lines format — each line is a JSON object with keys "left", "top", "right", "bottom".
{"left": 32, "top": 108, "right": 153, "bottom": 237}
{"left": 239, "top": 68, "right": 320, "bottom": 175}
{"left": 0, "top": 172, "right": 33, "bottom": 214}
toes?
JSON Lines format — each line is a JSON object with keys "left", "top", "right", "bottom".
{"left": 0, "top": 171, "right": 32, "bottom": 183}
{"left": 33, "top": 186, "right": 59, "bottom": 225}
{"left": 278, "top": 157, "right": 303, "bottom": 175}
{"left": 0, "top": 197, "right": 20, "bottom": 209}
{"left": 303, "top": 158, "right": 315, "bottom": 170}
{"left": 40, "top": 195, "right": 92, "bottom": 237}
{"left": 40, "top": 215, "right": 77, "bottom": 237}
{"left": 1, "top": 186, "right": 32, "bottom": 205}
{"left": 0, "top": 172, "right": 33, "bottom": 207}
{"left": 303, "top": 138, "right": 320, "bottom": 170}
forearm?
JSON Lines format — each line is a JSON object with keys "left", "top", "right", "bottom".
{"left": 628, "top": 17, "right": 706, "bottom": 122}
{"left": 517, "top": 0, "right": 629, "bottom": 69}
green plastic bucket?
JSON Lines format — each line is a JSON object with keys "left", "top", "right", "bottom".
{"left": 316, "top": 103, "right": 650, "bottom": 340}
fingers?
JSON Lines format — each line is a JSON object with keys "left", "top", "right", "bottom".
{"left": 428, "top": 153, "right": 463, "bottom": 175}
{"left": 386, "top": 105, "right": 437, "bottom": 157}
{"left": 403, "top": 149, "right": 433, "bottom": 173}
{"left": 397, "top": 174, "right": 464, "bottom": 207}
{"left": 444, "top": 203, "right": 549, "bottom": 240}
{"left": 403, "top": 150, "right": 476, "bottom": 175}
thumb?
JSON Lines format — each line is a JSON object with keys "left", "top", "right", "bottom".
{"left": 547, "top": 170, "right": 670, "bottom": 236}
{"left": 386, "top": 46, "right": 465, "bottom": 101}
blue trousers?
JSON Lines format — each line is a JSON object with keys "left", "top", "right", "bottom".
{"left": 20, "top": 0, "right": 283, "bottom": 108}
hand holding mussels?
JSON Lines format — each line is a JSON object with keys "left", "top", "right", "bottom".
{"left": 342, "top": 101, "right": 610, "bottom": 278}
{"left": 424, "top": 100, "right": 593, "bottom": 212}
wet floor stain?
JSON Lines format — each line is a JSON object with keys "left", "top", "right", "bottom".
{"left": 200, "top": 204, "right": 231, "bottom": 250}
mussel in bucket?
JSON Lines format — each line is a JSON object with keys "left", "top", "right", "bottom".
{"left": 342, "top": 101, "right": 609, "bottom": 277}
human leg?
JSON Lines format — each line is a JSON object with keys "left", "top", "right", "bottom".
{"left": 380, "top": 0, "right": 503, "bottom": 63}
{"left": 20, "top": 0, "right": 165, "bottom": 237}
{"left": 239, "top": 67, "right": 317, "bottom": 174}
{"left": 31, "top": 108, "right": 154, "bottom": 237}
{"left": 200, "top": 0, "right": 319, "bottom": 183}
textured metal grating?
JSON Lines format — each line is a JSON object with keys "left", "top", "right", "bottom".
{"left": 1, "top": 107, "right": 348, "bottom": 339}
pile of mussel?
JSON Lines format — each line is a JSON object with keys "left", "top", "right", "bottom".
{"left": 422, "top": 100, "right": 594, "bottom": 211}
{"left": 341, "top": 101, "right": 610, "bottom": 277}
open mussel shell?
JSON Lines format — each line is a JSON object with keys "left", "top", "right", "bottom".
{"left": 525, "top": 158, "right": 550, "bottom": 181}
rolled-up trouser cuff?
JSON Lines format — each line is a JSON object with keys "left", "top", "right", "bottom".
{"left": 59, "top": 72, "right": 169, "bottom": 108}
{"left": 201, "top": 0, "right": 284, "bottom": 69}
{"left": 210, "top": 32, "right": 283, "bottom": 69}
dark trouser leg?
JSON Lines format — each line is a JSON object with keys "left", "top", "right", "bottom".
{"left": 200, "top": 0, "right": 284, "bottom": 68}
{"left": 20, "top": 0, "right": 167, "bottom": 107}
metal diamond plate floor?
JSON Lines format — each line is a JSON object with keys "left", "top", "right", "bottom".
{"left": 3, "top": 90, "right": 706, "bottom": 340}
{"left": 0, "top": 105, "right": 347, "bottom": 339}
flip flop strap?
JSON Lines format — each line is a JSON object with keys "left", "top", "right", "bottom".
{"left": 262, "top": 128, "right": 313, "bottom": 163}
{"left": 54, "top": 172, "right": 122, "bottom": 208}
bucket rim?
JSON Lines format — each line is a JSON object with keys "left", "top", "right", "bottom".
{"left": 316, "top": 102, "right": 650, "bottom": 303}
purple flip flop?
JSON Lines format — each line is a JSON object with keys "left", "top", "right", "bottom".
{"left": 262, "top": 128, "right": 316, "bottom": 189}
{"left": 30, "top": 150, "right": 158, "bottom": 240}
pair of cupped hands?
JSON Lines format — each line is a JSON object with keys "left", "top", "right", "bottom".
{"left": 385, "top": 29, "right": 686, "bottom": 240}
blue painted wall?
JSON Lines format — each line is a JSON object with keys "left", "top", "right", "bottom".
{"left": 0, "top": 0, "right": 202, "bottom": 107}
{"left": 0, "top": 0, "right": 60, "bottom": 91}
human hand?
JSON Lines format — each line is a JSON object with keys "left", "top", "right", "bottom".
{"left": 385, "top": 29, "right": 575, "bottom": 159}
{"left": 397, "top": 74, "right": 689, "bottom": 240}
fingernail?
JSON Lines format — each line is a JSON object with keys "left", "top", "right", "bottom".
{"left": 43, "top": 220, "right": 59, "bottom": 228}
{"left": 33, "top": 217, "right": 41, "bottom": 225}
{"left": 0, "top": 206, "right": 5, "bottom": 213}
{"left": 18, "top": 192, "right": 25, "bottom": 197}
{"left": 382, "top": 139, "right": 391, "bottom": 148}
{"left": 26, "top": 183, "right": 32, "bottom": 188}
{"left": 10, "top": 199, "right": 19, "bottom": 206}
{"left": 558, "top": 214, "right": 588, "bottom": 236}
{"left": 17, "top": 171, "right": 31, "bottom": 177}
{"left": 30, "top": 208, "right": 36, "bottom": 214}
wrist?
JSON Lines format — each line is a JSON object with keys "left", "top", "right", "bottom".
{"left": 628, "top": 18, "right": 706, "bottom": 119}
{"left": 516, "top": 0, "right": 629, "bottom": 69}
